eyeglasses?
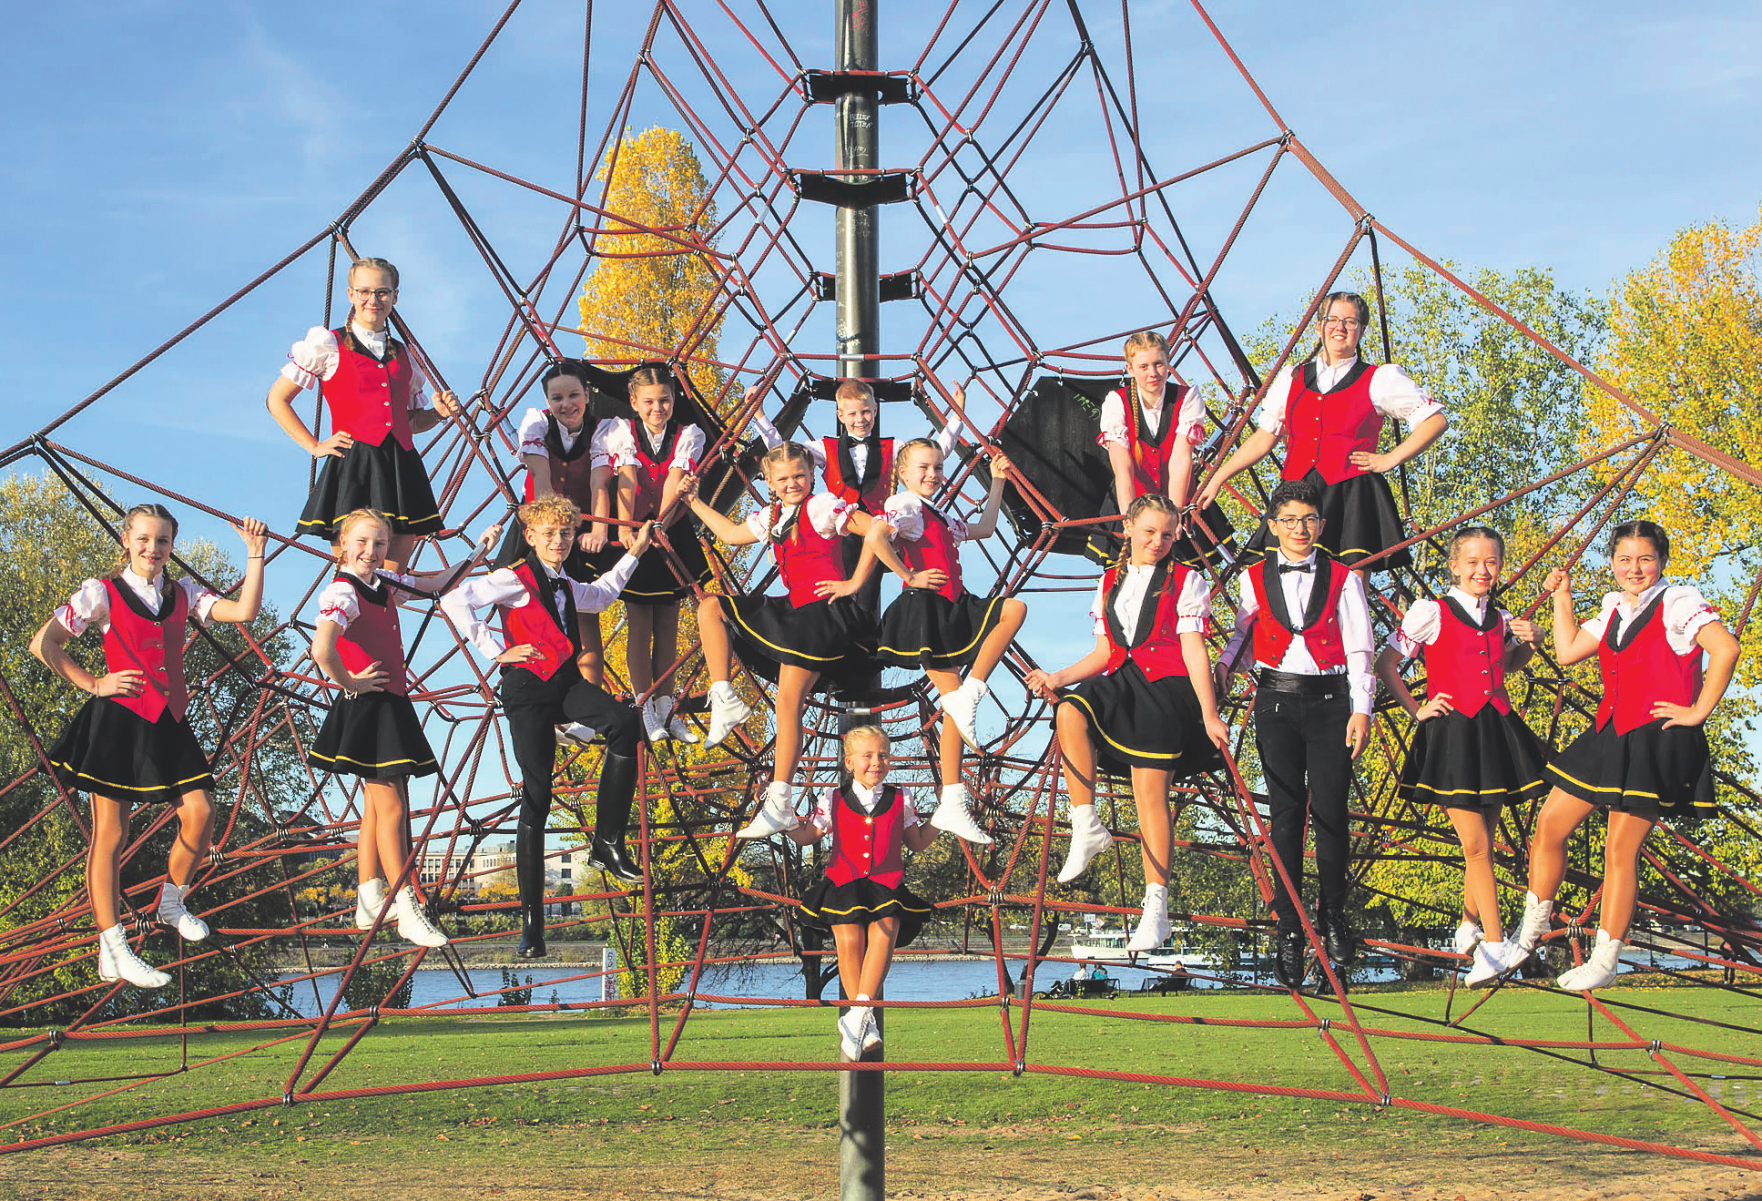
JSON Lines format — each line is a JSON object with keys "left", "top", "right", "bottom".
{"left": 350, "top": 287, "right": 396, "bottom": 301}
{"left": 1272, "top": 515, "right": 1322, "bottom": 530}
{"left": 1321, "top": 316, "right": 1362, "bottom": 330}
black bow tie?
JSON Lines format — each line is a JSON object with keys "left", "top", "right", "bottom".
{"left": 1277, "top": 561, "right": 1314, "bottom": 575}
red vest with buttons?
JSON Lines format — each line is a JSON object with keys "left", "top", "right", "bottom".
{"left": 626, "top": 419, "right": 691, "bottom": 522}
{"left": 827, "top": 785, "right": 906, "bottom": 889}
{"left": 500, "top": 559, "right": 579, "bottom": 682}
{"left": 1246, "top": 558, "right": 1348, "bottom": 672}
{"left": 331, "top": 575, "right": 410, "bottom": 697}
{"left": 1116, "top": 384, "right": 1191, "bottom": 498}
{"left": 1422, "top": 598, "right": 1509, "bottom": 717}
{"left": 898, "top": 504, "right": 965, "bottom": 602}
{"left": 522, "top": 413, "right": 603, "bottom": 508}
{"left": 1595, "top": 592, "right": 1704, "bottom": 735}
{"left": 1100, "top": 561, "right": 1196, "bottom": 681}
{"left": 101, "top": 578, "right": 189, "bottom": 723}
{"left": 769, "top": 501, "right": 848, "bottom": 608}
{"left": 822, "top": 436, "right": 893, "bottom": 513}
{"left": 1280, "top": 360, "right": 1383, "bottom": 485}
{"left": 322, "top": 328, "right": 416, "bottom": 451}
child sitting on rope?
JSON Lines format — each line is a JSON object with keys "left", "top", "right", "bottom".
{"left": 788, "top": 724, "right": 939, "bottom": 1060}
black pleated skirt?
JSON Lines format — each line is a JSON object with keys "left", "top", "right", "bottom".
{"left": 724, "top": 593, "right": 879, "bottom": 687}
{"left": 622, "top": 523, "right": 713, "bottom": 603}
{"left": 1056, "top": 662, "right": 1224, "bottom": 777}
{"left": 1544, "top": 719, "right": 1714, "bottom": 819}
{"left": 1244, "top": 469, "right": 1410, "bottom": 571}
{"left": 798, "top": 876, "right": 933, "bottom": 949}
{"left": 876, "top": 589, "right": 1007, "bottom": 671}
{"left": 1397, "top": 706, "right": 1549, "bottom": 812}
{"left": 47, "top": 699, "right": 214, "bottom": 804}
{"left": 308, "top": 691, "right": 439, "bottom": 780}
{"left": 297, "top": 437, "right": 442, "bottom": 540}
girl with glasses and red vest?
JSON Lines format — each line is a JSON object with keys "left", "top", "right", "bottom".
{"left": 1375, "top": 526, "right": 1548, "bottom": 988}
{"left": 865, "top": 438, "right": 1027, "bottom": 847}
{"left": 1024, "top": 494, "right": 1231, "bottom": 954}
{"left": 267, "top": 257, "right": 463, "bottom": 571}
{"left": 682, "top": 442, "right": 882, "bottom": 841}
{"left": 1198, "top": 292, "right": 1447, "bottom": 574}
{"left": 609, "top": 364, "right": 714, "bottom": 745}
{"left": 788, "top": 726, "right": 939, "bottom": 1060}
{"left": 1514, "top": 521, "right": 1738, "bottom": 992}
{"left": 30, "top": 505, "right": 268, "bottom": 990}
{"left": 309, "top": 509, "right": 499, "bottom": 950}
{"left": 1093, "top": 330, "right": 1236, "bottom": 569}
{"left": 442, "top": 497, "right": 653, "bottom": 959}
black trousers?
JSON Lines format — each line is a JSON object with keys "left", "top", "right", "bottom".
{"left": 839, "top": 532, "right": 883, "bottom": 621}
{"left": 1254, "top": 689, "right": 1352, "bottom": 930}
{"left": 501, "top": 664, "right": 641, "bottom": 827}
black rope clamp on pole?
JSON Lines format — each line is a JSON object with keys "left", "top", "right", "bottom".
{"left": 651, "top": 1059, "right": 664, "bottom": 1077}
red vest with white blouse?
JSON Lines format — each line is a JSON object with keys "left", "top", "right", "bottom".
{"left": 826, "top": 785, "right": 906, "bottom": 889}
{"left": 1100, "top": 561, "right": 1195, "bottom": 681}
{"left": 331, "top": 575, "right": 410, "bottom": 697}
{"left": 1117, "top": 384, "right": 1191, "bottom": 498}
{"left": 1246, "top": 558, "right": 1348, "bottom": 672}
{"left": 523, "top": 413, "right": 603, "bottom": 508}
{"left": 322, "top": 327, "right": 416, "bottom": 451}
{"left": 899, "top": 504, "right": 965, "bottom": 602}
{"left": 1280, "top": 360, "right": 1383, "bottom": 485}
{"left": 499, "top": 559, "right": 578, "bottom": 682}
{"left": 822, "top": 436, "right": 893, "bottom": 513}
{"left": 627, "top": 419, "right": 690, "bottom": 522}
{"left": 102, "top": 578, "right": 190, "bottom": 723}
{"left": 770, "top": 502, "right": 848, "bottom": 608}
{"left": 1423, "top": 598, "right": 1509, "bottom": 717}
{"left": 1595, "top": 592, "right": 1704, "bottom": 735}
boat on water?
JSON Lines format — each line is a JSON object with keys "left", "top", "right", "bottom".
{"left": 1068, "top": 924, "right": 1213, "bottom": 969}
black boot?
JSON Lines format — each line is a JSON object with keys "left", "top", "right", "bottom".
{"left": 1273, "top": 928, "right": 1306, "bottom": 989}
{"left": 588, "top": 751, "right": 643, "bottom": 883}
{"left": 1319, "top": 904, "right": 1358, "bottom": 968}
{"left": 515, "top": 819, "right": 548, "bottom": 958}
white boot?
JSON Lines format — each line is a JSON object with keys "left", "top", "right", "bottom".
{"left": 354, "top": 877, "right": 390, "bottom": 931}
{"left": 938, "top": 678, "right": 987, "bottom": 751}
{"left": 662, "top": 695, "right": 700, "bottom": 744}
{"left": 837, "top": 1006, "right": 865, "bottom": 1060}
{"left": 1056, "top": 806, "right": 1114, "bottom": 884}
{"left": 557, "top": 722, "right": 597, "bottom": 748}
{"left": 1515, "top": 890, "right": 1553, "bottom": 957}
{"left": 1452, "top": 920, "right": 1482, "bottom": 956}
{"left": 704, "top": 682, "right": 751, "bottom": 748}
{"left": 393, "top": 886, "right": 449, "bottom": 948}
{"left": 736, "top": 781, "right": 799, "bottom": 839}
{"left": 1125, "top": 886, "right": 1172, "bottom": 953}
{"left": 641, "top": 696, "right": 669, "bottom": 743}
{"left": 1465, "top": 939, "right": 1518, "bottom": 988}
{"left": 97, "top": 924, "right": 170, "bottom": 989}
{"left": 929, "top": 783, "right": 992, "bottom": 845}
{"left": 1557, "top": 929, "right": 1623, "bottom": 992}
{"left": 156, "top": 881, "right": 210, "bottom": 941}
{"left": 857, "top": 995, "right": 883, "bottom": 1051}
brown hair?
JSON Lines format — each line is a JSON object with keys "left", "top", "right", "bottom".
{"left": 628, "top": 364, "right": 675, "bottom": 397}
{"left": 1304, "top": 291, "right": 1371, "bottom": 363}
{"left": 110, "top": 503, "right": 179, "bottom": 579}
{"left": 332, "top": 509, "right": 392, "bottom": 565}
{"left": 518, "top": 495, "right": 582, "bottom": 531}
{"left": 892, "top": 437, "right": 942, "bottom": 485}
{"left": 1116, "top": 492, "right": 1181, "bottom": 575}
{"left": 1608, "top": 519, "right": 1670, "bottom": 566}
{"left": 1448, "top": 525, "right": 1506, "bottom": 562}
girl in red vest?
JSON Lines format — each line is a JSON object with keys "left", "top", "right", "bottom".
{"left": 30, "top": 504, "right": 268, "bottom": 990}
{"left": 1515, "top": 521, "right": 1737, "bottom": 991}
{"left": 1094, "top": 330, "right": 1235, "bottom": 567}
{"left": 682, "top": 442, "right": 881, "bottom": 839}
{"left": 1023, "top": 494, "right": 1231, "bottom": 953}
{"left": 789, "top": 725, "right": 938, "bottom": 1059}
{"left": 494, "top": 356, "right": 621, "bottom": 578}
{"left": 442, "top": 497, "right": 653, "bottom": 958}
{"left": 1197, "top": 292, "right": 1446, "bottom": 573}
{"left": 309, "top": 509, "right": 498, "bottom": 949}
{"left": 267, "top": 257, "right": 462, "bottom": 571}
{"left": 866, "top": 438, "right": 1027, "bottom": 845}
{"left": 610, "top": 364, "right": 713, "bottom": 744}
{"left": 1375, "top": 526, "right": 1547, "bottom": 987}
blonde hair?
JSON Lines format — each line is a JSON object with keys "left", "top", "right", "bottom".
{"left": 834, "top": 379, "right": 876, "bottom": 408}
{"left": 628, "top": 364, "right": 674, "bottom": 397}
{"left": 892, "top": 437, "right": 942, "bottom": 485}
{"left": 518, "top": 495, "right": 582, "bottom": 531}
{"left": 761, "top": 441, "right": 815, "bottom": 479}
{"left": 843, "top": 724, "right": 891, "bottom": 753}
{"left": 347, "top": 257, "right": 400, "bottom": 289}
{"left": 110, "top": 503, "right": 179, "bottom": 579}
{"left": 1122, "top": 330, "right": 1170, "bottom": 364}
{"left": 332, "top": 508, "right": 392, "bottom": 564}
{"left": 1116, "top": 493, "right": 1181, "bottom": 575}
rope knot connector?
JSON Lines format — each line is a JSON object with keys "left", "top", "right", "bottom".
{"left": 651, "top": 1059, "right": 664, "bottom": 1077}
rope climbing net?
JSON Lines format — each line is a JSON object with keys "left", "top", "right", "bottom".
{"left": 2, "top": 0, "right": 1761, "bottom": 1170}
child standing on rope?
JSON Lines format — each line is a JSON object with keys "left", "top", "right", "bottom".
{"left": 1515, "top": 521, "right": 1737, "bottom": 991}
{"left": 1218, "top": 478, "right": 1375, "bottom": 988}
{"left": 1095, "top": 330, "right": 1235, "bottom": 567}
{"left": 267, "top": 256, "right": 462, "bottom": 571}
{"left": 30, "top": 504, "right": 268, "bottom": 989}
{"left": 864, "top": 438, "right": 1026, "bottom": 845}
{"left": 609, "top": 364, "right": 713, "bottom": 744}
{"left": 789, "top": 725, "right": 938, "bottom": 1059}
{"left": 1198, "top": 292, "right": 1446, "bottom": 573}
{"left": 1375, "top": 525, "right": 1547, "bottom": 987}
{"left": 309, "top": 508, "right": 500, "bottom": 950}
{"left": 679, "top": 442, "right": 881, "bottom": 839}
{"left": 442, "top": 498, "right": 654, "bottom": 958}
{"left": 1024, "top": 493, "right": 1231, "bottom": 952}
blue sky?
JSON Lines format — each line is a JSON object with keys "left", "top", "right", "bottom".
{"left": 3, "top": 0, "right": 1759, "bottom": 671}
